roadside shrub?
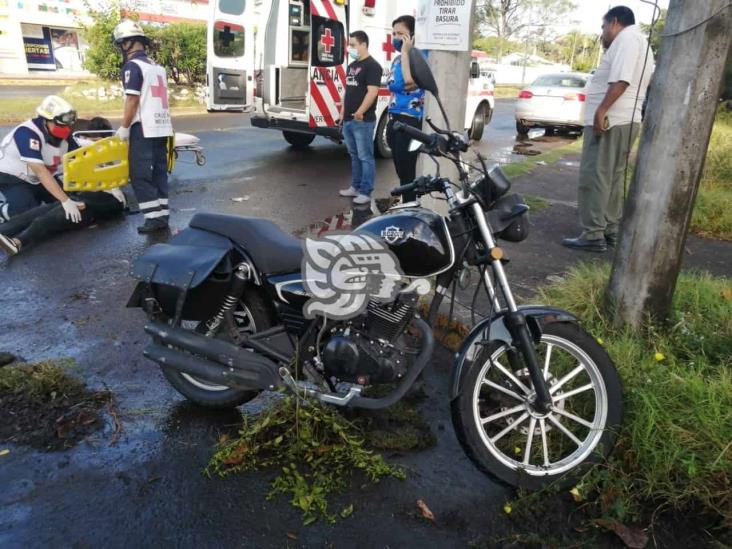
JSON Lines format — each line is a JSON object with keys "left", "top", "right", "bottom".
{"left": 81, "top": 6, "right": 206, "bottom": 84}
{"left": 537, "top": 263, "right": 732, "bottom": 527}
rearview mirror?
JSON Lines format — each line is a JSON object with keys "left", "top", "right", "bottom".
{"left": 408, "top": 47, "right": 439, "bottom": 96}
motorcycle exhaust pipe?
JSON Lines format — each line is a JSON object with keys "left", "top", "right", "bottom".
{"left": 144, "top": 322, "right": 282, "bottom": 391}
{"left": 348, "top": 317, "right": 434, "bottom": 410}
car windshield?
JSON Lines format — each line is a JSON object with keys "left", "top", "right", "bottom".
{"left": 532, "top": 75, "right": 586, "bottom": 88}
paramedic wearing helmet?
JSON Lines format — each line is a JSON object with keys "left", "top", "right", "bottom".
{"left": 0, "top": 95, "right": 84, "bottom": 224}
{"left": 113, "top": 19, "right": 174, "bottom": 234}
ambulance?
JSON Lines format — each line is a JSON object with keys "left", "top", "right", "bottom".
{"left": 207, "top": 0, "right": 495, "bottom": 156}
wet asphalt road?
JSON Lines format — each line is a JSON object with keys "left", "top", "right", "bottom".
{"left": 0, "top": 101, "right": 572, "bottom": 547}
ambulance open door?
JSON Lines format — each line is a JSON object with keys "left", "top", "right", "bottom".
{"left": 307, "top": 0, "right": 347, "bottom": 128}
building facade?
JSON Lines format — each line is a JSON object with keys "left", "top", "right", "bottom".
{"left": 0, "top": 0, "right": 208, "bottom": 76}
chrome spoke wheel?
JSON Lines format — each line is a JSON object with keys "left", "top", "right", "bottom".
{"left": 471, "top": 334, "right": 609, "bottom": 477}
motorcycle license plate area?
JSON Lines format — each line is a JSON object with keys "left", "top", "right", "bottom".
{"left": 63, "top": 136, "right": 129, "bottom": 192}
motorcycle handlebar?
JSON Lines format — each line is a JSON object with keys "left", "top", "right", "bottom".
{"left": 393, "top": 121, "right": 435, "bottom": 147}
{"left": 390, "top": 182, "right": 417, "bottom": 197}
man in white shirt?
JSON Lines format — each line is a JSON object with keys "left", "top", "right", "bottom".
{"left": 563, "top": 6, "right": 654, "bottom": 252}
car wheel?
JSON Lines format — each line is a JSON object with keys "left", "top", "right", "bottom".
{"left": 375, "top": 112, "right": 392, "bottom": 158}
{"left": 283, "top": 131, "right": 315, "bottom": 149}
{"left": 469, "top": 103, "right": 487, "bottom": 141}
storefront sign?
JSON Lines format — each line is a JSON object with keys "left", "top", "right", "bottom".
{"left": 23, "top": 27, "right": 55, "bottom": 69}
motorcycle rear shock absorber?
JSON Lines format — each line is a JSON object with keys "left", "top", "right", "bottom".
{"left": 205, "top": 263, "right": 252, "bottom": 336}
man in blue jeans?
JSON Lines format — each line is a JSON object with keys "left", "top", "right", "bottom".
{"left": 339, "top": 31, "right": 382, "bottom": 205}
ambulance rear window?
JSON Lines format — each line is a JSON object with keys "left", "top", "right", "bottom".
{"left": 214, "top": 21, "right": 245, "bottom": 58}
{"left": 219, "top": 0, "right": 245, "bottom": 16}
{"left": 311, "top": 15, "right": 344, "bottom": 68}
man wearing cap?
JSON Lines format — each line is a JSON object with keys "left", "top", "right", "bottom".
{"left": 113, "top": 19, "right": 174, "bottom": 234}
{"left": 0, "top": 95, "right": 84, "bottom": 224}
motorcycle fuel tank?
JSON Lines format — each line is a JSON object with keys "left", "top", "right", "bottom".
{"left": 355, "top": 207, "right": 455, "bottom": 278}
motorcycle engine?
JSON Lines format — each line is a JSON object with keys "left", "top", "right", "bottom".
{"left": 321, "top": 294, "right": 418, "bottom": 384}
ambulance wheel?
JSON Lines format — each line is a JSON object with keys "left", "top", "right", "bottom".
{"left": 469, "top": 102, "right": 487, "bottom": 141}
{"left": 375, "top": 113, "right": 392, "bottom": 158}
{"left": 283, "top": 131, "right": 315, "bottom": 149}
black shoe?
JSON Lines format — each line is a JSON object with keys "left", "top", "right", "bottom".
{"left": 561, "top": 236, "right": 607, "bottom": 252}
{"left": 137, "top": 218, "right": 169, "bottom": 234}
{"left": 605, "top": 234, "right": 617, "bottom": 247}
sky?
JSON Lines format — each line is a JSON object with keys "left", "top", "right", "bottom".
{"left": 572, "top": 0, "right": 669, "bottom": 34}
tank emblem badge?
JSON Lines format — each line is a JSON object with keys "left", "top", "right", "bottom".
{"left": 381, "top": 226, "right": 405, "bottom": 245}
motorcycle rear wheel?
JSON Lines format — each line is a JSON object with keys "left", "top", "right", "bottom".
{"left": 161, "top": 287, "right": 275, "bottom": 410}
{"left": 451, "top": 322, "right": 623, "bottom": 489}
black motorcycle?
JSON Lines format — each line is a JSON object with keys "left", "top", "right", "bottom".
{"left": 128, "top": 50, "right": 622, "bottom": 488}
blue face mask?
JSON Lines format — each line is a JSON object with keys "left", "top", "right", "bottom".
{"left": 348, "top": 47, "right": 359, "bottom": 61}
{"left": 392, "top": 38, "right": 403, "bottom": 52}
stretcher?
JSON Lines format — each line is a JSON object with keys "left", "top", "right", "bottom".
{"left": 62, "top": 132, "right": 206, "bottom": 192}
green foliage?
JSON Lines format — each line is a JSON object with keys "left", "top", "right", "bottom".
{"left": 146, "top": 23, "right": 206, "bottom": 84}
{"left": 537, "top": 263, "right": 732, "bottom": 527}
{"left": 207, "top": 395, "right": 405, "bottom": 525}
{"left": 80, "top": 5, "right": 206, "bottom": 84}
{"left": 0, "top": 360, "right": 82, "bottom": 399}
{"left": 472, "top": 36, "right": 521, "bottom": 58}
{"left": 692, "top": 109, "right": 732, "bottom": 241}
{"left": 641, "top": 8, "right": 667, "bottom": 58}
{"left": 79, "top": 2, "right": 123, "bottom": 80}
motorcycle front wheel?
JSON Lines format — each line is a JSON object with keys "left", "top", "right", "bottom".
{"left": 161, "top": 287, "right": 275, "bottom": 410}
{"left": 451, "top": 322, "right": 623, "bottom": 489}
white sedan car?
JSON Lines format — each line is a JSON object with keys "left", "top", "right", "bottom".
{"left": 515, "top": 73, "right": 590, "bottom": 135}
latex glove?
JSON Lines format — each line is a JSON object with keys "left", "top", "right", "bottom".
{"left": 116, "top": 125, "right": 130, "bottom": 141}
{"left": 62, "top": 199, "right": 84, "bottom": 224}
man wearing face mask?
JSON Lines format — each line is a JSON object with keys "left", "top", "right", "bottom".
{"left": 0, "top": 95, "right": 84, "bottom": 225}
{"left": 338, "top": 31, "right": 382, "bottom": 206}
{"left": 113, "top": 20, "right": 174, "bottom": 234}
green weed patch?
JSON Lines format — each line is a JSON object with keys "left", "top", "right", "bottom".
{"left": 537, "top": 263, "right": 732, "bottom": 529}
{"left": 207, "top": 395, "right": 406, "bottom": 525}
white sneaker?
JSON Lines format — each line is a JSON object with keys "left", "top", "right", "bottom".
{"left": 339, "top": 186, "right": 359, "bottom": 197}
{"left": 353, "top": 194, "right": 371, "bottom": 205}
{"left": 0, "top": 233, "right": 20, "bottom": 256}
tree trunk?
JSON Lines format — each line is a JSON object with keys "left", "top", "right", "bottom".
{"left": 607, "top": 0, "right": 732, "bottom": 326}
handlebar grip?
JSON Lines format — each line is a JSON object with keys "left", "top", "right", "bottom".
{"left": 391, "top": 182, "right": 416, "bottom": 196}
{"left": 393, "top": 121, "right": 434, "bottom": 146}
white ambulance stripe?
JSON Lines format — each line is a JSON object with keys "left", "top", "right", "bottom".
{"left": 138, "top": 200, "right": 160, "bottom": 209}
{"left": 144, "top": 210, "right": 169, "bottom": 219}
{"left": 158, "top": 198, "right": 169, "bottom": 205}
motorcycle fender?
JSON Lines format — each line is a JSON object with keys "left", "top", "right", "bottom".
{"left": 449, "top": 306, "right": 578, "bottom": 400}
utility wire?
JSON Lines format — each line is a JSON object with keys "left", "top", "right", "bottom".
{"left": 659, "top": 2, "right": 731, "bottom": 37}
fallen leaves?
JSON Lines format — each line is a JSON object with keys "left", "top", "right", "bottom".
{"left": 594, "top": 519, "right": 649, "bottom": 549}
{"left": 416, "top": 499, "right": 435, "bottom": 522}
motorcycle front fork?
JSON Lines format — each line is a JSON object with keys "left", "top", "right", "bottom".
{"left": 470, "top": 202, "right": 553, "bottom": 412}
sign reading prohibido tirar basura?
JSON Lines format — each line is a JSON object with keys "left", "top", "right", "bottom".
{"left": 415, "top": 0, "right": 473, "bottom": 52}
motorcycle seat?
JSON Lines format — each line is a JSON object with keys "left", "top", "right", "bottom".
{"left": 189, "top": 213, "right": 303, "bottom": 275}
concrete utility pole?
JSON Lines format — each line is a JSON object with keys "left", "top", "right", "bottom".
{"left": 419, "top": 0, "right": 477, "bottom": 185}
{"left": 607, "top": 0, "right": 732, "bottom": 326}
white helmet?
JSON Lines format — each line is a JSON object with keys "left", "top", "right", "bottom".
{"left": 36, "top": 95, "right": 77, "bottom": 126}
{"left": 113, "top": 19, "right": 148, "bottom": 45}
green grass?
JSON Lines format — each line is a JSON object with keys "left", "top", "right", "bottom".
{"left": 692, "top": 109, "right": 732, "bottom": 241}
{"left": 0, "top": 359, "right": 83, "bottom": 398}
{"left": 537, "top": 263, "right": 732, "bottom": 528}
{"left": 525, "top": 194, "right": 552, "bottom": 213}
{"left": 0, "top": 81, "right": 204, "bottom": 124}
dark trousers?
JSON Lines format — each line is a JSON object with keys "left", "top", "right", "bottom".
{"left": 0, "top": 191, "right": 123, "bottom": 249}
{"left": 387, "top": 113, "right": 423, "bottom": 202}
{"left": 129, "top": 122, "right": 169, "bottom": 220}
{"left": 0, "top": 172, "right": 56, "bottom": 222}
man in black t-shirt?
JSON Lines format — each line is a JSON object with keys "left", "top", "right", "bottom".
{"left": 338, "top": 31, "right": 382, "bottom": 205}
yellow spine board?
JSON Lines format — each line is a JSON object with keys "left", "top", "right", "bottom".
{"left": 63, "top": 136, "right": 130, "bottom": 192}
